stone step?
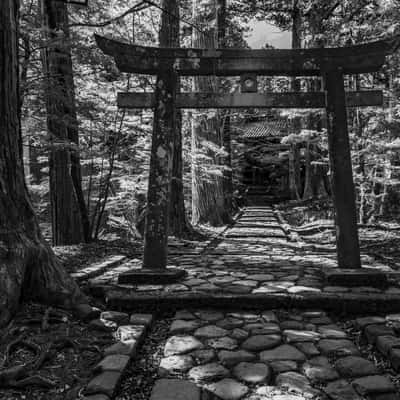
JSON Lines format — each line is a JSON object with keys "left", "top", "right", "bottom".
{"left": 71, "top": 255, "right": 127, "bottom": 282}
{"left": 104, "top": 290, "right": 400, "bottom": 314}
{"left": 225, "top": 231, "right": 287, "bottom": 239}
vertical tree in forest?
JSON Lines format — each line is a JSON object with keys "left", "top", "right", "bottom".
{"left": 191, "top": 0, "right": 232, "bottom": 226}
{"left": 288, "top": 0, "right": 302, "bottom": 200}
{"left": 40, "top": 0, "right": 90, "bottom": 245}
{"left": 0, "top": 0, "right": 85, "bottom": 327}
{"left": 169, "top": 1, "right": 192, "bottom": 238}
{"left": 169, "top": 106, "right": 193, "bottom": 237}
{"left": 218, "top": 0, "right": 234, "bottom": 215}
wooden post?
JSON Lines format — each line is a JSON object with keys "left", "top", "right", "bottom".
{"left": 142, "top": 0, "right": 176, "bottom": 269}
{"left": 323, "top": 68, "right": 361, "bottom": 269}
{"left": 118, "top": 0, "right": 186, "bottom": 284}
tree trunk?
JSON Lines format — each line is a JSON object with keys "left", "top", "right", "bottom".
{"left": 303, "top": 141, "right": 313, "bottom": 200}
{"left": 168, "top": 3, "right": 192, "bottom": 238}
{"left": 291, "top": 0, "right": 301, "bottom": 92}
{"left": 288, "top": 145, "right": 300, "bottom": 200}
{"left": 294, "top": 143, "right": 302, "bottom": 197}
{"left": 222, "top": 112, "right": 234, "bottom": 213}
{"left": 142, "top": 0, "right": 178, "bottom": 269}
{"left": 41, "top": 0, "right": 90, "bottom": 245}
{"left": 312, "top": 160, "right": 329, "bottom": 198}
{"left": 353, "top": 75, "right": 366, "bottom": 223}
{"left": 371, "top": 167, "right": 380, "bottom": 220}
{"left": 29, "top": 140, "right": 43, "bottom": 185}
{"left": 0, "top": 0, "right": 85, "bottom": 327}
{"left": 359, "top": 183, "right": 366, "bottom": 224}
{"left": 191, "top": 0, "right": 231, "bottom": 226}
{"left": 169, "top": 105, "right": 192, "bottom": 237}
{"left": 217, "top": 0, "right": 234, "bottom": 215}
{"left": 379, "top": 158, "right": 391, "bottom": 217}
{"left": 290, "top": 1, "right": 302, "bottom": 202}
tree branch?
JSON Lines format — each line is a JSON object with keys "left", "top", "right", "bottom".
{"left": 68, "top": 1, "right": 149, "bottom": 28}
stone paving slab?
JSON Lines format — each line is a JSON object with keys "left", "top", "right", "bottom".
{"left": 150, "top": 309, "right": 400, "bottom": 400}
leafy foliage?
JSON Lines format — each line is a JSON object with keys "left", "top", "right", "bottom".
{"left": 19, "top": 0, "right": 400, "bottom": 242}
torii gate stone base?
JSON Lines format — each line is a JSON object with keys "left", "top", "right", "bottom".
{"left": 96, "top": 34, "right": 400, "bottom": 288}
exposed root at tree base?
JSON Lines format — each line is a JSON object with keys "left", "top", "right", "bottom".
{"left": 0, "top": 302, "right": 113, "bottom": 400}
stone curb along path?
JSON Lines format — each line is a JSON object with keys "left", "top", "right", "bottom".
{"left": 354, "top": 314, "right": 400, "bottom": 374}
{"left": 151, "top": 308, "right": 400, "bottom": 400}
{"left": 74, "top": 309, "right": 154, "bottom": 400}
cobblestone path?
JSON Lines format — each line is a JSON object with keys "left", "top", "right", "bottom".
{"left": 151, "top": 308, "right": 400, "bottom": 400}
{"left": 86, "top": 207, "right": 400, "bottom": 307}
{"left": 77, "top": 207, "right": 400, "bottom": 399}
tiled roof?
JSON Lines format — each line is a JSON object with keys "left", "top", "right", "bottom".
{"left": 237, "top": 119, "right": 292, "bottom": 139}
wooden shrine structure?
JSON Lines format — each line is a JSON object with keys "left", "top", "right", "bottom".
{"left": 95, "top": 33, "right": 400, "bottom": 281}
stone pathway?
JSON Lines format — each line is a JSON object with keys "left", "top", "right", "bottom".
{"left": 83, "top": 207, "right": 400, "bottom": 310}
{"left": 77, "top": 309, "right": 154, "bottom": 399}
{"left": 75, "top": 208, "right": 400, "bottom": 399}
{"left": 151, "top": 308, "right": 400, "bottom": 400}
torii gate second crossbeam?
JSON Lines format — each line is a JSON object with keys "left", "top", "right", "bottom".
{"left": 95, "top": 33, "right": 400, "bottom": 284}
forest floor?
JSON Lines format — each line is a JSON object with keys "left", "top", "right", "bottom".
{"left": 0, "top": 225, "right": 224, "bottom": 400}
{"left": 2, "top": 204, "right": 400, "bottom": 399}
{"left": 279, "top": 200, "right": 400, "bottom": 271}
{"left": 0, "top": 302, "right": 115, "bottom": 400}
{"left": 54, "top": 224, "right": 222, "bottom": 276}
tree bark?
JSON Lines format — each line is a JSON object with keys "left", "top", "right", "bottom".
{"left": 169, "top": 105, "right": 192, "bottom": 237}
{"left": 303, "top": 141, "right": 314, "bottom": 200}
{"left": 291, "top": 0, "right": 301, "bottom": 92}
{"left": 29, "top": 140, "right": 43, "bottom": 185}
{"left": 288, "top": 145, "right": 300, "bottom": 200}
{"left": 0, "top": 0, "right": 85, "bottom": 327}
{"left": 41, "top": 0, "right": 90, "bottom": 245}
{"left": 142, "top": 0, "right": 178, "bottom": 269}
{"left": 289, "top": 3, "right": 302, "bottom": 200}
{"left": 168, "top": 3, "right": 192, "bottom": 238}
{"left": 191, "top": 0, "right": 231, "bottom": 226}
{"left": 222, "top": 112, "right": 234, "bottom": 213}
{"left": 379, "top": 158, "right": 391, "bottom": 217}
{"left": 217, "top": 0, "right": 234, "bottom": 215}
{"left": 312, "top": 158, "right": 329, "bottom": 198}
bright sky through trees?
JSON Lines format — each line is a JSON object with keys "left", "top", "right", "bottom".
{"left": 247, "top": 20, "right": 291, "bottom": 48}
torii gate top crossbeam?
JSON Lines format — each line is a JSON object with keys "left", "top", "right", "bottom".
{"left": 95, "top": 34, "right": 400, "bottom": 76}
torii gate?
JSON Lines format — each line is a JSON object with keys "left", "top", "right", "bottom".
{"left": 95, "top": 34, "right": 400, "bottom": 284}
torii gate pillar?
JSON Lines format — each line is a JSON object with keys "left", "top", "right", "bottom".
{"left": 324, "top": 67, "right": 361, "bottom": 269}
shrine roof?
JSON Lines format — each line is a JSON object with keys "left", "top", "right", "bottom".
{"left": 236, "top": 119, "right": 292, "bottom": 139}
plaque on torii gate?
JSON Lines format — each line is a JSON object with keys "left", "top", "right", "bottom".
{"left": 96, "top": 34, "right": 400, "bottom": 286}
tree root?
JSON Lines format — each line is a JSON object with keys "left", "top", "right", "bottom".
{"left": 79, "top": 344, "right": 101, "bottom": 354}
{"left": 0, "top": 333, "right": 27, "bottom": 369}
{"left": 0, "top": 340, "right": 53, "bottom": 389}
{"left": 30, "top": 342, "right": 52, "bottom": 371}
{"left": 0, "top": 365, "right": 27, "bottom": 384}
{"left": 6, "top": 375, "right": 56, "bottom": 388}
{"left": 41, "top": 307, "right": 51, "bottom": 331}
